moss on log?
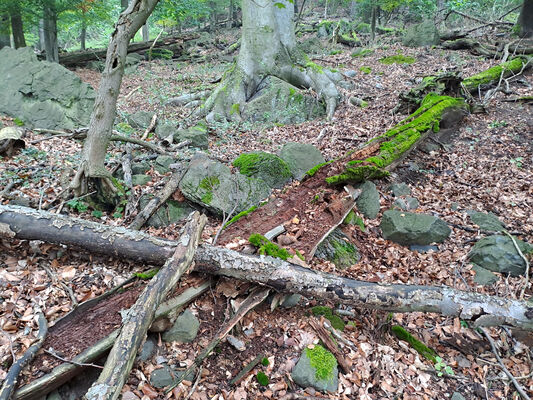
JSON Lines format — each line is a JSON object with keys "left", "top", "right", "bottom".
{"left": 326, "top": 94, "right": 467, "bottom": 185}
{"left": 462, "top": 56, "right": 530, "bottom": 93}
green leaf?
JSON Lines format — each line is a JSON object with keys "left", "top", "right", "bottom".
{"left": 274, "top": 2, "right": 286, "bottom": 8}
{"left": 91, "top": 210, "right": 103, "bottom": 218}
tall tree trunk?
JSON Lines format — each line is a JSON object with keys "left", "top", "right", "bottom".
{"left": 43, "top": 0, "right": 59, "bottom": 62}
{"left": 202, "top": 0, "right": 340, "bottom": 122}
{"left": 121, "top": 0, "right": 129, "bottom": 11}
{"left": 38, "top": 19, "right": 45, "bottom": 51}
{"left": 518, "top": 0, "right": 533, "bottom": 38}
{"left": 141, "top": 21, "right": 149, "bottom": 41}
{"left": 70, "top": 0, "right": 161, "bottom": 199}
{"left": 0, "top": 13, "right": 10, "bottom": 49}
{"left": 370, "top": 5, "right": 377, "bottom": 42}
{"left": 9, "top": 8, "right": 26, "bottom": 48}
{"left": 227, "top": 0, "right": 234, "bottom": 28}
{"left": 80, "top": 17, "right": 86, "bottom": 50}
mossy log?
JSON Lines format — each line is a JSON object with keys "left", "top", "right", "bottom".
{"left": 461, "top": 56, "right": 531, "bottom": 93}
{"left": 1, "top": 205, "right": 532, "bottom": 331}
{"left": 326, "top": 94, "right": 467, "bottom": 186}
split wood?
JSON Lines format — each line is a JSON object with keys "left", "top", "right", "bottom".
{"left": 85, "top": 211, "right": 206, "bottom": 400}
{"left": 308, "top": 317, "right": 350, "bottom": 374}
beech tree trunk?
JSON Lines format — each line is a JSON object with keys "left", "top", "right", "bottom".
{"left": 1, "top": 205, "right": 531, "bottom": 331}
{"left": 43, "top": 0, "right": 59, "bottom": 62}
{"left": 9, "top": 8, "right": 26, "bottom": 49}
{"left": 202, "top": 0, "right": 340, "bottom": 122}
{"left": 518, "top": 0, "right": 533, "bottom": 37}
{"left": 70, "top": 0, "right": 160, "bottom": 199}
{"left": 0, "top": 13, "right": 11, "bottom": 49}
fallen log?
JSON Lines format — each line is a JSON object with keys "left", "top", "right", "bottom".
{"left": 1, "top": 205, "right": 532, "bottom": 331}
{"left": 85, "top": 211, "right": 206, "bottom": 399}
{"left": 57, "top": 33, "right": 198, "bottom": 67}
{"left": 461, "top": 56, "right": 531, "bottom": 93}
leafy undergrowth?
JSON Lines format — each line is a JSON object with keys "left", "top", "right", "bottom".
{"left": 1, "top": 24, "right": 532, "bottom": 400}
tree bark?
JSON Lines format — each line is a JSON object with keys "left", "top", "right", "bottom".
{"left": 43, "top": 0, "right": 59, "bottom": 62}
{"left": 85, "top": 212, "right": 206, "bottom": 400}
{"left": 70, "top": 0, "right": 161, "bottom": 199}
{"left": 141, "top": 22, "right": 149, "bottom": 41}
{"left": 518, "top": 0, "right": 533, "bottom": 38}
{"left": 80, "top": 18, "right": 86, "bottom": 51}
{"left": 9, "top": 7, "right": 26, "bottom": 49}
{"left": 202, "top": 0, "right": 340, "bottom": 122}
{"left": 0, "top": 13, "right": 11, "bottom": 50}
{"left": 1, "top": 205, "right": 531, "bottom": 331}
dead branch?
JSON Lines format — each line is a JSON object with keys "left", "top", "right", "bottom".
{"left": 165, "top": 287, "right": 270, "bottom": 393}
{"left": 0, "top": 205, "right": 532, "bottom": 331}
{"left": 85, "top": 211, "right": 206, "bottom": 400}
{"left": 141, "top": 114, "right": 157, "bottom": 140}
{"left": 0, "top": 311, "right": 47, "bottom": 400}
{"left": 230, "top": 353, "right": 265, "bottom": 386}
{"left": 128, "top": 165, "right": 187, "bottom": 230}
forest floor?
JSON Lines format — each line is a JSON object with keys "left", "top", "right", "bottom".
{"left": 0, "top": 29, "right": 532, "bottom": 400}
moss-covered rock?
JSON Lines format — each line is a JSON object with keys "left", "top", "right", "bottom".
{"left": 138, "top": 195, "right": 195, "bottom": 228}
{"left": 249, "top": 233, "right": 290, "bottom": 260}
{"left": 279, "top": 142, "right": 325, "bottom": 180}
{"left": 315, "top": 228, "right": 359, "bottom": 269}
{"left": 356, "top": 181, "right": 380, "bottom": 219}
{"left": 402, "top": 20, "right": 440, "bottom": 47}
{"left": 291, "top": 345, "right": 338, "bottom": 393}
{"left": 326, "top": 94, "right": 466, "bottom": 185}
{"left": 233, "top": 151, "right": 292, "bottom": 189}
{"left": 310, "top": 306, "right": 345, "bottom": 331}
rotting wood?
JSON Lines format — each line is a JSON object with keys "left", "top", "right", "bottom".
{"left": 0, "top": 205, "right": 531, "bottom": 331}
{"left": 308, "top": 317, "right": 350, "bottom": 374}
{"left": 165, "top": 287, "right": 270, "bottom": 393}
{"left": 85, "top": 211, "right": 206, "bottom": 400}
{"left": 230, "top": 353, "right": 265, "bottom": 386}
{"left": 128, "top": 165, "right": 188, "bottom": 230}
{"left": 14, "top": 279, "right": 211, "bottom": 400}
{"left": 0, "top": 312, "right": 47, "bottom": 400}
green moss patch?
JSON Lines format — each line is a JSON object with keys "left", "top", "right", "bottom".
{"left": 256, "top": 371, "right": 269, "bottom": 386}
{"left": 462, "top": 57, "right": 528, "bottom": 92}
{"left": 249, "top": 234, "right": 290, "bottom": 260}
{"left": 326, "top": 94, "right": 466, "bottom": 185}
{"left": 379, "top": 54, "right": 416, "bottom": 65}
{"left": 305, "top": 345, "right": 337, "bottom": 382}
{"left": 311, "top": 306, "right": 345, "bottom": 331}
{"left": 199, "top": 176, "right": 220, "bottom": 205}
{"left": 391, "top": 325, "right": 438, "bottom": 363}
{"left": 233, "top": 152, "right": 291, "bottom": 189}
{"left": 359, "top": 66, "right": 372, "bottom": 74}
{"left": 305, "top": 160, "right": 332, "bottom": 178}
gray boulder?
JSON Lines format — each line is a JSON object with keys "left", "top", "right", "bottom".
{"left": 380, "top": 210, "right": 451, "bottom": 245}
{"left": 154, "top": 155, "right": 174, "bottom": 174}
{"left": 233, "top": 151, "right": 292, "bottom": 189}
{"left": 156, "top": 122, "right": 208, "bottom": 149}
{"left": 472, "top": 265, "right": 498, "bottom": 286}
{"left": 468, "top": 211, "right": 505, "bottom": 232}
{"left": 468, "top": 235, "right": 532, "bottom": 276}
{"left": 402, "top": 21, "right": 440, "bottom": 47}
{"left": 150, "top": 365, "right": 195, "bottom": 388}
{"left": 0, "top": 47, "right": 95, "bottom": 129}
{"left": 388, "top": 182, "right": 411, "bottom": 197}
{"left": 132, "top": 174, "right": 151, "bottom": 186}
{"left": 393, "top": 196, "right": 419, "bottom": 211}
{"left": 179, "top": 153, "right": 271, "bottom": 216}
{"left": 162, "top": 309, "right": 200, "bottom": 343}
{"left": 291, "top": 346, "right": 338, "bottom": 392}
{"left": 139, "top": 196, "right": 195, "bottom": 228}
{"left": 356, "top": 181, "right": 380, "bottom": 219}
{"left": 279, "top": 142, "right": 325, "bottom": 180}
{"left": 127, "top": 111, "right": 153, "bottom": 129}
{"left": 315, "top": 228, "right": 359, "bottom": 269}
{"left": 242, "top": 76, "right": 325, "bottom": 124}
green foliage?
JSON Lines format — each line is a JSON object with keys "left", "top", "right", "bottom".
{"left": 311, "top": 306, "right": 345, "bottom": 331}
{"left": 391, "top": 325, "right": 438, "bottom": 362}
{"left": 462, "top": 57, "right": 527, "bottom": 92}
{"left": 351, "top": 48, "right": 374, "bottom": 58}
{"left": 148, "top": 48, "right": 174, "bottom": 60}
{"left": 224, "top": 205, "right": 258, "bottom": 228}
{"left": 230, "top": 103, "right": 240, "bottom": 115}
{"left": 261, "top": 357, "right": 270, "bottom": 366}
{"left": 115, "top": 122, "right": 134, "bottom": 135}
{"left": 305, "top": 345, "right": 337, "bottom": 382}
{"left": 249, "top": 234, "right": 290, "bottom": 261}
{"left": 13, "top": 118, "right": 24, "bottom": 126}
{"left": 344, "top": 211, "right": 365, "bottom": 231}
{"left": 91, "top": 210, "right": 103, "bottom": 218}
{"left": 488, "top": 120, "right": 508, "bottom": 129}
{"left": 305, "top": 161, "right": 331, "bottom": 177}
{"left": 434, "top": 356, "right": 454, "bottom": 377}
{"left": 359, "top": 66, "right": 372, "bottom": 74}
{"left": 379, "top": 54, "right": 416, "bottom": 65}
{"left": 510, "top": 157, "right": 523, "bottom": 168}
{"left": 67, "top": 199, "right": 89, "bottom": 212}
{"left": 256, "top": 371, "right": 269, "bottom": 386}
{"left": 135, "top": 268, "right": 159, "bottom": 279}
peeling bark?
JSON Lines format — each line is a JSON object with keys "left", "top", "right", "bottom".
{"left": 0, "top": 205, "right": 531, "bottom": 331}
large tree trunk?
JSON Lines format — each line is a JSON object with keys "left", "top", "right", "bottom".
{"left": 43, "top": 0, "right": 59, "bottom": 62}
{"left": 70, "top": 0, "right": 160, "bottom": 200}
{"left": 9, "top": 7, "right": 26, "bottom": 49}
{"left": 1, "top": 205, "right": 531, "bottom": 331}
{"left": 518, "top": 0, "right": 533, "bottom": 37}
{"left": 202, "top": 0, "right": 340, "bottom": 122}
{"left": 0, "top": 13, "right": 11, "bottom": 49}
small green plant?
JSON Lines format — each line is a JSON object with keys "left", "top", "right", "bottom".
{"left": 488, "top": 120, "right": 508, "bottom": 129}
{"left": 434, "top": 356, "right": 454, "bottom": 377}
{"left": 14, "top": 118, "right": 24, "bottom": 126}
{"left": 329, "top": 50, "right": 342, "bottom": 55}
{"left": 359, "top": 66, "right": 372, "bottom": 74}
{"left": 113, "top": 206, "right": 124, "bottom": 219}
{"left": 67, "top": 199, "right": 89, "bottom": 212}
{"left": 261, "top": 357, "right": 270, "bottom": 366}
{"left": 91, "top": 210, "right": 103, "bottom": 218}
{"left": 379, "top": 54, "right": 416, "bottom": 65}
{"left": 135, "top": 268, "right": 159, "bottom": 279}
{"left": 256, "top": 371, "right": 269, "bottom": 386}
{"left": 510, "top": 157, "right": 523, "bottom": 168}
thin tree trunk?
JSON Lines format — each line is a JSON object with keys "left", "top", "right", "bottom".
{"left": 43, "top": 0, "right": 59, "bottom": 62}
{"left": 0, "top": 13, "right": 10, "bottom": 49}
{"left": 70, "top": 0, "right": 161, "bottom": 197}
{"left": 141, "top": 22, "right": 149, "bottom": 41}
{"left": 370, "top": 5, "right": 377, "bottom": 42}
{"left": 10, "top": 9, "right": 26, "bottom": 48}
{"left": 38, "top": 19, "right": 45, "bottom": 51}
{"left": 1, "top": 205, "right": 531, "bottom": 331}
{"left": 518, "top": 0, "right": 533, "bottom": 38}
{"left": 80, "top": 18, "right": 87, "bottom": 50}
